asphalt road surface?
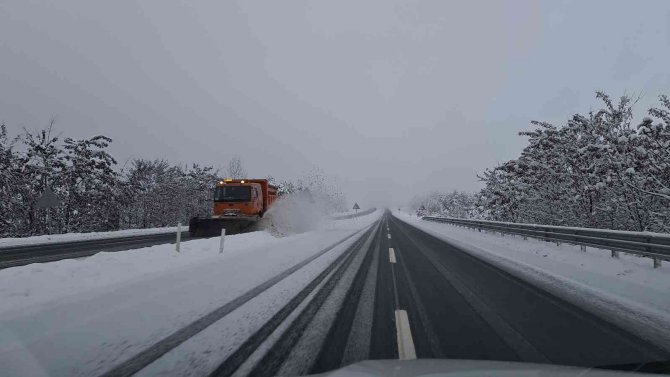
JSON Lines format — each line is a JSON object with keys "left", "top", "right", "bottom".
{"left": 208, "top": 212, "right": 669, "bottom": 376}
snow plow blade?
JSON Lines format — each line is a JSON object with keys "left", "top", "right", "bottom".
{"left": 188, "top": 217, "right": 257, "bottom": 237}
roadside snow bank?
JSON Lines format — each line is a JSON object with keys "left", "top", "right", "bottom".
{"left": 393, "top": 211, "right": 670, "bottom": 351}
{"left": 0, "top": 231, "right": 275, "bottom": 314}
{"left": 332, "top": 209, "right": 358, "bottom": 217}
{"left": 0, "top": 211, "right": 382, "bottom": 376}
{"left": 326, "top": 208, "right": 382, "bottom": 230}
{"left": 0, "top": 226, "right": 181, "bottom": 248}
{"left": 331, "top": 208, "right": 376, "bottom": 220}
{"left": 0, "top": 210, "right": 383, "bottom": 317}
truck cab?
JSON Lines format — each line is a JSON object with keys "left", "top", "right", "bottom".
{"left": 213, "top": 180, "right": 264, "bottom": 219}
{"left": 189, "top": 178, "right": 278, "bottom": 236}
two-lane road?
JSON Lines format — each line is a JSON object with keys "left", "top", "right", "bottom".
{"left": 223, "top": 211, "right": 668, "bottom": 375}
{"left": 381, "top": 213, "right": 667, "bottom": 367}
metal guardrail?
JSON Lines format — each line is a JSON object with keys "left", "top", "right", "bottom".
{"left": 0, "top": 231, "right": 189, "bottom": 269}
{"left": 422, "top": 216, "right": 670, "bottom": 268}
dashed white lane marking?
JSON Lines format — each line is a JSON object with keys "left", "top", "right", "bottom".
{"left": 395, "top": 310, "right": 417, "bottom": 360}
{"left": 389, "top": 248, "right": 396, "bottom": 263}
{"left": 387, "top": 234, "right": 391, "bottom": 239}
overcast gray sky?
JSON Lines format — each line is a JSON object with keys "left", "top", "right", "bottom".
{"left": 1, "top": 0, "right": 669, "bottom": 207}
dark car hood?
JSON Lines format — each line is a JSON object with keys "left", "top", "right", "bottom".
{"left": 309, "top": 359, "right": 659, "bottom": 376}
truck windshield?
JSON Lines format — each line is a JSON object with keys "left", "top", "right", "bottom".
{"left": 214, "top": 186, "right": 250, "bottom": 202}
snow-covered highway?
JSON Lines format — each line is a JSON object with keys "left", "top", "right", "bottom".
{"left": 0, "top": 211, "right": 382, "bottom": 376}
{"left": 1, "top": 210, "right": 669, "bottom": 376}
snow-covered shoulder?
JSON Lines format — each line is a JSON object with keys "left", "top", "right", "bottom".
{"left": 0, "top": 219, "right": 378, "bottom": 376}
{"left": 0, "top": 226, "right": 182, "bottom": 248}
{"left": 326, "top": 208, "right": 382, "bottom": 228}
{"left": 0, "top": 209, "right": 381, "bottom": 317}
{"left": 393, "top": 210, "right": 670, "bottom": 352}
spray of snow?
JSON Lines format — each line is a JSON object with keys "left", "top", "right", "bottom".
{"left": 258, "top": 191, "right": 332, "bottom": 236}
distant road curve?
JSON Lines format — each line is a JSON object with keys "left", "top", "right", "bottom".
{"left": 332, "top": 208, "right": 377, "bottom": 220}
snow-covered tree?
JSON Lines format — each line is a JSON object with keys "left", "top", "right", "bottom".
{"left": 478, "top": 92, "right": 670, "bottom": 232}
{"left": 274, "top": 167, "right": 347, "bottom": 213}
{"left": 410, "top": 191, "right": 479, "bottom": 219}
{"left": 61, "top": 135, "right": 119, "bottom": 232}
{"left": 14, "top": 122, "right": 67, "bottom": 235}
{"left": 226, "top": 156, "right": 247, "bottom": 179}
{"left": 119, "top": 159, "right": 218, "bottom": 229}
{"left": 0, "top": 123, "right": 24, "bottom": 235}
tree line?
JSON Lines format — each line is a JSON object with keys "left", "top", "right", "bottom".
{"left": 1, "top": 123, "right": 346, "bottom": 237}
{"left": 412, "top": 93, "right": 670, "bottom": 233}
{"left": 0, "top": 122, "right": 217, "bottom": 237}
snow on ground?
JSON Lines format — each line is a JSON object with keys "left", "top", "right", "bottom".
{"left": 138, "top": 221, "right": 380, "bottom": 377}
{"left": 0, "top": 226, "right": 182, "bottom": 248}
{"left": 0, "top": 231, "right": 276, "bottom": 313}
{"left": 325, "top": 209, "right": 381, "bottom": 230}
{"left": 393, "top": 210, "right": 670, "bottom": 351}
{"left": 332, "top": 209, "right": 358, "bottom": 216}
{"left": 0, "top": 209, "right": 383, "bottom": 315}
{"left": 0, "top": 210, "right": 381, "bottom": 377}
{"left": 331, "top": 208, "right": 372, "bottom": 217}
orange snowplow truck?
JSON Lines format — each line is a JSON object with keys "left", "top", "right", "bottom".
{"left": 189, "top": 178, "right": 278, "bottom": 236}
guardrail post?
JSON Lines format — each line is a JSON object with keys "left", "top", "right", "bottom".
{"left": 611, "top": 250, "right": 619, "bottom": 258}
{"left": 646, "top": 236, "right": 661, "bottom": 268}
{"left": 176, "top": 222, "right": 181, "bottom": 252}
{"left": 219, "top": 228, "right": 226, "bottom": 254}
